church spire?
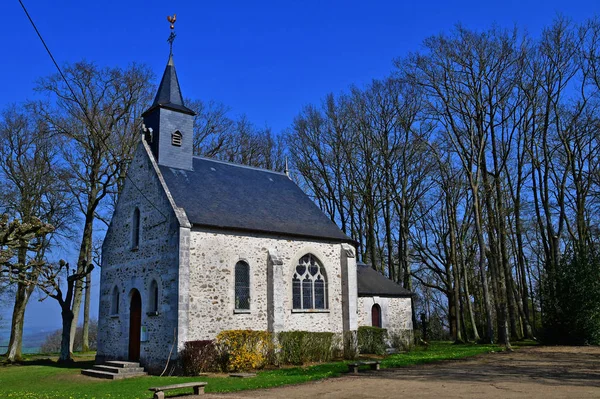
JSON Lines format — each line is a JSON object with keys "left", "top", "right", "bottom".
{"left": 143, "top": 14, "right": 195, "bottom": 116}
{"left": 141, "top": 14, "right": 195, "bottom": 171}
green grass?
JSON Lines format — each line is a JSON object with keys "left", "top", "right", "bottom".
{"left": 0, "top": 342, "right": 522, "bottom": 399}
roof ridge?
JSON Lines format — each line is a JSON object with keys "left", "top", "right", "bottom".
{"left": 192, "top": 155, "right": 287, "bottom": 176}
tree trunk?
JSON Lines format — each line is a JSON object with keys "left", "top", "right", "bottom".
{"left": 471, "top": 185, "right": 494, "bottom": 343}
{"left": 59, "top": 306, "right": 75, "bottom": 363}
{"left": 70, "top": 217, "right": 93, "bottom": 353}
{"left": 461, "top": 257, "right": 480, "bottom": 341}
{"left": 5, "top": 244, "right": 37, "bottom": 362}
{"left": 82, "top": 270, "right": 91, "bottom": 352}
{"left": 5, "top": 282, "right": 28, "bottom": 361}
{"left": 447, "top": 195, "right": 463, "bottom": 343}
{"left": 514, "top": 185, "right": 534, "bottom": 339}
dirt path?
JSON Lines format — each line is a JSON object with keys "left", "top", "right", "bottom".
{"left": 201, "top": 346, "right": 600, "bottom": 399}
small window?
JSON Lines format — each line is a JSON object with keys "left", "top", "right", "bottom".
{"left": 172, "top": 130, "right": 182, "bottom": 146}
{"left": 111, "top": 286, "right": 120, "bottom": 315}
{"left": 292, "top": 254, "right": 328, "bottom": 310}
{"left": 149, "top": 279, "right": 159, "bottom": 313}
{"left": 132, "top": 207, "right": 140, "bottom": 250}
{"left": 372, "top": 304, "right": 382, "bottom": 327}
{"left": 235, "top": 261, "right": 250, "bottom": 310}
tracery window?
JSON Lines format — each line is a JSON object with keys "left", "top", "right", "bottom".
{"left": 235, "top": 261, "right": 250, "bottom": 310}
{"left": 292, "top": 254, "right": 327, "bottom": 310}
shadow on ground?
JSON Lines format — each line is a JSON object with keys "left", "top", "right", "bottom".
{"left": 354, "top": 347, "right": 600, "bottom": 389}
{"left": 1, "top": 356, "right": 95, "bottom": 369}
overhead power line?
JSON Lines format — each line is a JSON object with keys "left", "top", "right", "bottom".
{"left": 17, "top": 0, "right": 169, "bottom": 223}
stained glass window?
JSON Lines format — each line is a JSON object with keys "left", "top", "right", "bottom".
{"left": 292, "top": 254, "right": 328, "bottom": 310}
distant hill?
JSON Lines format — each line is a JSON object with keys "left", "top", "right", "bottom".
{"left": 0, "top": 325, "right": 56, "bottom": 354}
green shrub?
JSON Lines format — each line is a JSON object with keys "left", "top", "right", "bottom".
{"left": 541, "top": 247, "right": 600, "bottom": 345}
{"left": 277, "top": 331, "right": 335, "bottom": 364}
{"left": 357, "top": 326, "right": 387, "bottom": 355}
{"left": 389, "top": 330, "right": 413, "bottom": 352}
{"left": 180, "top": 340, "right": 219, "bottom": 374}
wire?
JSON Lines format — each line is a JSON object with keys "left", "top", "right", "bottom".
{"left": 18, "top": 0, "right": 169, "bottom": 222}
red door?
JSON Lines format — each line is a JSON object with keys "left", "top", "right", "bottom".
{"left": 129, "top": 289, "right": 142, "bottom": 361}
{"left": 371, "top": 304, "right": 381, "bottom": 328}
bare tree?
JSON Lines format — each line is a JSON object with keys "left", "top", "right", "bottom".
{"left": 0, "top": 104, "right": 73, "bottom": 361}
{"left": 35, "top": 61, "right": 154, "bottom": 354}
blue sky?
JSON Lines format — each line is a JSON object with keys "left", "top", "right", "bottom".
{"left": 2, "top": 0, "right": 599, "bottom": 333}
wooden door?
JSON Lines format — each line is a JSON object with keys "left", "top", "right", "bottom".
{"left": 371, "top": 304, "right": 381, "bottom": 328}
{"left": 128, "top": 289, "right": 142, "bottom": 361}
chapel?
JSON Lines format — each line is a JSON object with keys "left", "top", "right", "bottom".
{"left": 94, "top": 41, "right": 413, "bottom": 374}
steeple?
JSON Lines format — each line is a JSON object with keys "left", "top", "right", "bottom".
{"left": 145, "top": 54, "right": 195, "bottom": 116}
{"left": 142, "top": 14, "right": 195, "bottom": 171}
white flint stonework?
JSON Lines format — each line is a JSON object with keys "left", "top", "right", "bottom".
{"left": 358, "top": 296, "right": 413, "bottom": 343}
{"left": 97, "top": 55, "right": 413, "bottom": 375}
{"left": 97, "top": 139, "right": 184, "bottom": 373}
{"left": 96, "top": 139, "right": 368, "bottom": 373}
{"left": 186, "top": 229, "right": 351, "bottom": 339}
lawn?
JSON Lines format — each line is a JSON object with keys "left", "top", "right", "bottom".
{"left": 0, "top": 342, "right": 525, "bottom": 399}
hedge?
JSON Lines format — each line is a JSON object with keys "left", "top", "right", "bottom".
{"left": 277, "top": 331, "right": 335, "bottom": 364}
{"left": 357, "top": 326, "right": 387, "bottom": 355}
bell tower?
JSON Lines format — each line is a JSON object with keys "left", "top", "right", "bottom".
{"left": 142, "top": 14, "right": 195, "bottom": 171}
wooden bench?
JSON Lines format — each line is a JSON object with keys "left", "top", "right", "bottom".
{"left": 148, "top": 382, "right": 207, "bottom": 399}
{"left": 348, "top": 361, "right": 380, "bottom": 374}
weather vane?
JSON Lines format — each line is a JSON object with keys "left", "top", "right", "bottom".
{"left": 167, "top": 14, "right": 177, "bottom": 55}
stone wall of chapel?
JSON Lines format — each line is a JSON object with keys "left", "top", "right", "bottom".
{"left": 187, "top": 228, "right": 348, "bottom": 340}
{"left": 97, "top": 141, "right": 182, "bottom": 373}
{"left": 358, "top": 296, "right": 413, "bottom": 336}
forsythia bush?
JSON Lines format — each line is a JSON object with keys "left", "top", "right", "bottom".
{"left": 215, "top": 330, "right": 275, "bottom": 371}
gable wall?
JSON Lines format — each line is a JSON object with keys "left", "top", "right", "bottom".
{"left": 97, "top": 140, "right": 183, "bottom": 372}
{"left": 187, "top": 228, "right": 351, "bottom": 340}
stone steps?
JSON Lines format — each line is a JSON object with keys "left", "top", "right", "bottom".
{"left": 81, "top": 360, "right": 147, "bottom": 380}
{"left": 94, "top": 364, "right": 146, "bottom": 374}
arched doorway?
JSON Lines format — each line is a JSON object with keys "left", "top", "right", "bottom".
{"left": 371, "top": 304, "right": 382, "bottom": 328}
{"left": 129, "top": 289, "right": 142, "bottom": 361}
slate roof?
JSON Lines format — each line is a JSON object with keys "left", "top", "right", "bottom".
{"left": 357, "top": 262, "right": 413, "bottom": 297}
{"left": 158, "top": 156, "right": 354, "bottom": 243}
{"left": 142, "top": 55, "right": 195, "bottom": 116}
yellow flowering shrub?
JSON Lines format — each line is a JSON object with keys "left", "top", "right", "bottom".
{"left": 216, "top": 330, "right": 275, "bottom": 371}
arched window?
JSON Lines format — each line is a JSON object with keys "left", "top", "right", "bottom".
{"left": 132, "top": 207, "right": 140, "bottom": 250}
{"left": 292, "top": 254, "right": 327, "bottom": 310}
{"left": 371, "top": 304, "right": 382, "bottom": 327}
{"left": 172, "top": 130, "right": 182, "bottom": 146}
{"left": 111, "top": 286, "right": 120, "bottom": 315}
{"left": 235, "top": 261, "right": 250, "bottom": 310}
{"left": 149, "top": 279, "right": 159, "bottom": 313}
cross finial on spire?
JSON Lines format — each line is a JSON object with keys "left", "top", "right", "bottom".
{"left": 167, "top": 14, "right": 177, "bottom": 56}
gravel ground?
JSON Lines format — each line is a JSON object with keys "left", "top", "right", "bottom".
{"left": 196, "top": 346, "right": 600, "bottom": 399}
